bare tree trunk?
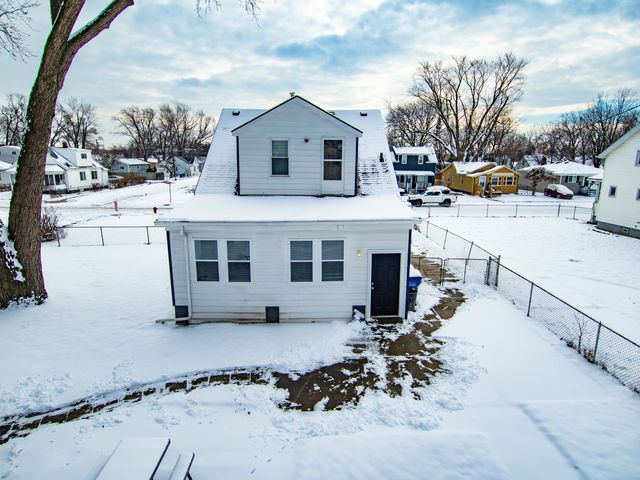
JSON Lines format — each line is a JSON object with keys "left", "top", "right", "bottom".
{"left": 0, "top": 0, "right": 134, "bottom": 309}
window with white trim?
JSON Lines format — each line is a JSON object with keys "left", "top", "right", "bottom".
{"left": 505, "top": 176, "right": 514, "bottom": 186}
{"left": 227, "top": 241, "right": 251, "bottom": 282}
{"left": 81, "top": 153, "right": 88, "bottom": 159}
{"left": 323, "top": 140, "right": 342, "bottom": 180}
{"left": 567, "top": 175, "right": 577, "bottom": 183}
{"left": 491, "top": 176, "right": 499, "bottom": 186}
{"left": 400, "top": 155, "right": 407, "bottom": 165}
{"left": 609, "top": 185, "right": 617, "bottom": 197}
{"left": 321, "top": 240, "right": 344, "bottom": 281}
{"left": 195, "top": 240, "right": 219, "bottom": 281}
{"left": 418, "top": 155, "right": 424, "bottom": 165}
{"left": 393, "top": 155, "right": 399, "bottom": 163}
{"left": 79, "top": 171, "right": 86, "bottom": 181}
{"left": 271, "top": 140, "right": 289, "bottom": 176}
{"left": 290, "top": 241, "right": 312, "bottom": 282}
{"left": 91, "top": 170, "right": 98, "bottom": 180}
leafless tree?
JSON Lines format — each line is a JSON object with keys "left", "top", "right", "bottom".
{"left": 386, "top": 101, "right": 438, "bottom": 147}
{"left": 525, "top": 167, "right": 556, "bottom": 196}
{"left": 56, "top": 97, "right": 101, "bottom": 149}
{"left": 0, "top": 0, "right": 257, "bottom": 309}
{"left": 113, "top": 106, "right": 158, "bottom": 160}
{"left": 0, "top": 0, "right": 38, "bottom": 60}
{"left": 411, "top": 53, "right": 528, "bottom": 162}
{"left": 0, "top": 93, "right": 26, "bottom": 145}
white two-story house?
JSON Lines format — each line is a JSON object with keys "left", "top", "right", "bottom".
{"left": 593, "top": 124, "right": 640, "bottom": 238}
{"left": 156, "top": 95, "right": 417, "bottom": 323}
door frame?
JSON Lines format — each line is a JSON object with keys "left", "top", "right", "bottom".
{"left": 366, "top": 249, "right": 406, "bottom": 318}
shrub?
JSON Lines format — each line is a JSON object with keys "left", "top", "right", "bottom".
{"left": 41, "top": 207, "right": 66, "bottom": 242}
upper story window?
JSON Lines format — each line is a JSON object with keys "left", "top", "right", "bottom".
{"left": 418, "top": 155, "right": 424, "bottom": 165}
{"left": 323, "top": 140, "right": 342, "bottom": 181}
{"left": 195, "top": 240, "right": 219, "bottom": 281}
{"left": 227, "top": 240, "right": 251, "bottom": 282}
{"left": 81, "top": 153, "right": 88, "bottom": 159}
{"left": 400, "top": 155, "right": 407, "bottom": 165}
{"left": 271, "top": 140, "right": 288, "bottom": 176}
{"left": 609, "top": 185, "right": 617, "bottom": 197}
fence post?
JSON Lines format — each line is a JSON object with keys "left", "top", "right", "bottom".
{"left": 99, "top": 226, "right": 105, "bottom": 247}
{"left": 515, "top": 204, "right": 518, "bottom": 218}
{"left": 56, "top": 229, "right": 61, "bottom": 247}
{"left": 494, "top": 255, "right": 501, "bottom": 288}
{"left": 467, "top": 241, "right": 474, "bottom": 260}
{"left": 443, "top": 229, "right": 449, "bottom": 249}
{"left": 440, "top": 259, "right": 445, "bottom": 285}
{"left": 145, "top": 226, "right": 150, "bottom": 245}
{"left": 573, "top": 206, "right": 577, "bottom": 220}
{"left": 593, "top": 322, "right": 602, "bottom": 362}
{"left": 557, "top": 204, "right": 561, "bottom": 217}
{"left": 425, "top": 221, "right": 429, "bottom": 238}
{"left": 486, "top": 204, "right": 489, "bottom": 217}
{"left": 484, "top": 258, "right": 491, "bottom": 285}
{"left": 527, "top": 283, "right": 534, "bottom": 316}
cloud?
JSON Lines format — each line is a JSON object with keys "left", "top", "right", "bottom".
{"left": 0, "top": 0, "right": 638, "bottom": 145}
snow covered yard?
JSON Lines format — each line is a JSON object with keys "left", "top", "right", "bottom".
{"left": 418, "top": 217, "right": 640, "bottom": 342}
{"left": 1, "top": 236, "right": 639, "bottom": 479}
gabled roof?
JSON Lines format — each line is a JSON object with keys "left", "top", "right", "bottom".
{"left": 393, "top": 145, "right": 438, "bottom": 163}
{"left": 597, "top": 124, "right": 640, "bottom": 159}
{"left": 197, "top": 105, "right": 398, "bottom": 197}
{"left": 467, "top": 165, "right": 517, "bottom": 177}
{"left": 116, "top": 158, "right": 149, "bottom": 166}
{"left": 230, "top": 95, "right": 363, "bottom": 136}
{"left": 518, "top": 161, "right": 601, "bottom": 176}
{"left": 0, "top": 160, "right": 11, "bottom": 171}
{"left": 448, "top": 162, "right": 495, "bottom": 174}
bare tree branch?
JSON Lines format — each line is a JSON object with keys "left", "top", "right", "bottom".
{"left": 0, "top": 0, "right": 39, "bottom": 60}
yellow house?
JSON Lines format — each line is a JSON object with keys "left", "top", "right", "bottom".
{"left": 440, "top": 162, "right": 519, "bottom": 197}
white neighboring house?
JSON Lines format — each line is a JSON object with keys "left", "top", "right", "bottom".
{"left": 0, "top": 160, "right": 12, "bottom": 187}
{"left": 111, "top": 158, "right": 150, "bottom": 175}
{"left": 0, "top": 145, "right": 20, "bottom": 165}
{"left": 156, "top": 95, "right": 416, "bottom": 323}
{"left": 517, "top": 161, "right": 602, "bottom": 195}
{"left": 593, "top": 124, "right": 640, "bottom": 238}
{"left": 1, "top": 146, "right": 109, "bottom": 193}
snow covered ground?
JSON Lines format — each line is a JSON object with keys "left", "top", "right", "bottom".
{"left": 1, "top": 235, "right": 639, "bottom": 479}
{"left": 421, "top": 217, "right": 640, "bottom": 342}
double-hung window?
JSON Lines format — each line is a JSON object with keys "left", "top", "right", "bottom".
{"left": 195, "top": 240, "right": 219, "bottom": 281}
{"left": 418, "top": 155, "right": 424, "bottom": 165}
{"left": 227, "top": 241, "right": 251, "bottom": 282}
{"left": 491, "top": 176, "right": 499, "bottom": 186}
{"left": 322, "top": 240, "right": 344, "bottom": 281}
{"left": 79, "top": 171, "right": 86, "bottom": 181}
{"left": 505, "top": 176, "right": 514, "bottom": 186}
{"left": 272, "top": 140, "right": 289, "bottom": 176}
{"left": 323, "top": 140, "right": 342, "bottom": 180}
{"left": 91, "top": 170, "right": 98, "bottom": 180}
{"left": 290, "top": 241, "right": 313, "bottom": 282}
{"left": 400, "top": 155, "right": 407, "bottom": 165}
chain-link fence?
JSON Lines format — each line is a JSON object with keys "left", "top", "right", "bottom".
{"left": 51, "top": 225, "right": 166, "bottom": 247}
{"left": 415, "top": 202, "right": 592, "bottom": 221}
{"left": 417, "top": 220, "right": 640, "bottom": 393}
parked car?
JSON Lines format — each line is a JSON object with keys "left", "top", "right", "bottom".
{"left": 407, "top": 186, "right": 457, "bottom": 207}
{"left": 544, "top": 184, "right": 573, "bottom": 199}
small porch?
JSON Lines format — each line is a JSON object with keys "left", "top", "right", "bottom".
{"left": 396, "top": 171, "right": 435, "bottom": 193}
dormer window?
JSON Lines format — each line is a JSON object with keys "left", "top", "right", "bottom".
{"left": 271, "top": 140, "right": 289, "bottom": 176}
{"left": 401, "top": 155, "right": 407, "bottom": 164}
{"left": 81, "top": 153, "right": 88, "bottom": 159}
{"left": 323, "top": 140, "right": 343, "bottom": 181}
{"left": 418, "top": 155, "right": 424, "bottom": 165}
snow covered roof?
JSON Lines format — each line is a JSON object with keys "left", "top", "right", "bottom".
{"left": 518, "top": 161, "right": 601, "bottom": 176}
{"left": 157, "top": 194, "right": 417, "bottom": 224}
{"left": 450, "top": 162, "right": 495, "bottom": 174}
{"left": 466, "top": 165, "right": 517, "bottom": 177}
{"left": 393, "top": 145, "right": 438, "bottom": 163}
{"left": 196, "top": 104, "right": 398, "bottom": 197}
{"left": 598, "top": 124, "right": 640, "bottom": 159}
{"left": 0, "top": 160, "right": 11, "bottom": 171}
{"left": 116, "top": 158, "right": 149, "bottom": 166}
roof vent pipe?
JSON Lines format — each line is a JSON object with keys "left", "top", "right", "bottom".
{"left": 290, "top": 92, "right": 296, "bottom": 98}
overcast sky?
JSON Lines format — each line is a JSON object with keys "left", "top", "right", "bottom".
{"left": 1, "top": 0, "right": 639, "bottom": 146}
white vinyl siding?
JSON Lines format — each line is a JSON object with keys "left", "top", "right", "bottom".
{"left": 168, "top": 222, "right": 410, "bottom": 322}
{"left": 236, "top": 100, "right": 357, "bottom": 195}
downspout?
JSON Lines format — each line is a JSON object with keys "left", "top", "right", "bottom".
{"left": 405, "top": 228, "right": 412, "bottom": 319}
{"left": 181, "top": 225, "right": 193, "bottom": 322}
